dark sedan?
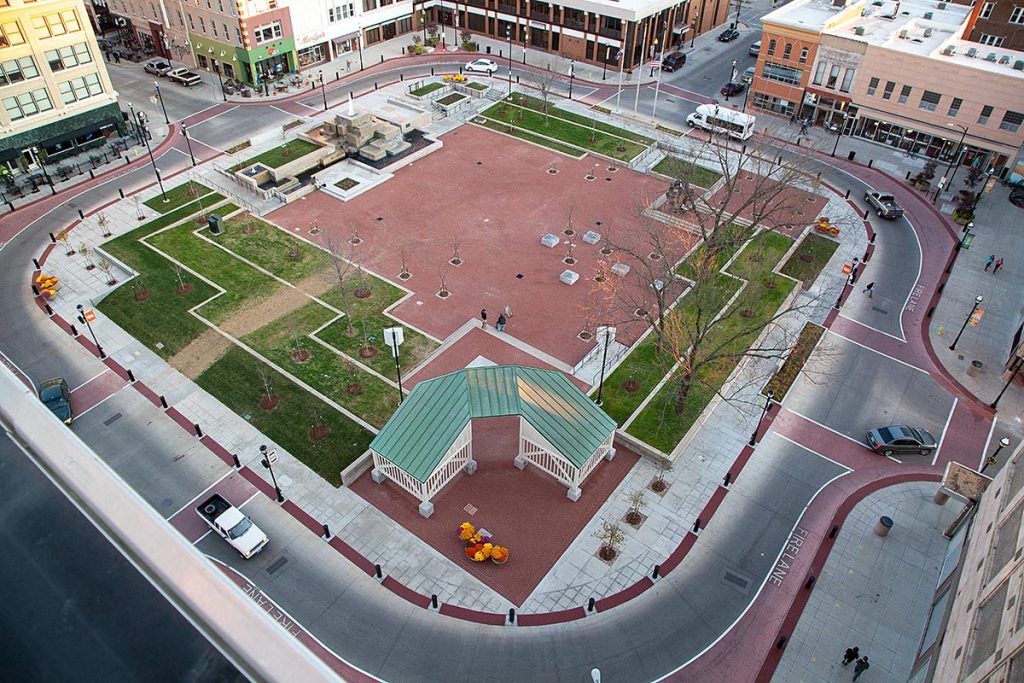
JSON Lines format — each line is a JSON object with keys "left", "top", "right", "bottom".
{"left": 720, "top": 81, "right": 746, "bottom": 97}
{"left": 866, "top": 425, "right": 937, "bottom": 456}
{"left": 719, "top": 28, "right": 740, "bottom": 42}
{"left": 38, "top": 377, "right": 72, "bottom": 425}
{"left": 661, "top": 52, "right": 687, "bottom": 72}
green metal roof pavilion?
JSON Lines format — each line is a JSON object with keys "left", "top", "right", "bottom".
{"left": 370, "top": 366, "right": 617, "bottom": 483}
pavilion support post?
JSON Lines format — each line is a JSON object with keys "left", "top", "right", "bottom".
{"left": 465, "top": 460, "right": 478, "bottom": 474}
{"left": 566, "top": 486, "right": 582, "bottom": 501}
{"left": 418, "top": 500, "right": 435, "bottom": 518}
{"left": 514, "top": 454, "right": 528, "bottom": 470}
{"left": 371, "top": 468, "right": 386, "bottom": 484}
{"left": 604, "top": 446, "right": 617, "bottom": 461}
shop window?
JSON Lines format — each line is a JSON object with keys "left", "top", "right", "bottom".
{"left": 1000, "top": 110, "right": 1023, "bottom": 133}
{"left": 197, "top": 54, "right": 208, "bottom": 68}
{"left": 365, "top": 27, "right": 381, "bottom": 43}
{"left": 866, "top": 76, "right": 878, "bottom": 95}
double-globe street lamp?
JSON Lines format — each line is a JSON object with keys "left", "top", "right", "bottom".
{"left": 153, "top": 81, "right": 169, "bottom": 124}
{"left": 180, "top": 122, "right": 197, "bottom": 166}
{"left": 934, "top": 122, "right": 969, "bottom": 204}
{"left": 749, "top": 389, "right": 775, "bottom": 446}
{"left": 506, "top": 25, "right": 514, "bottom": 97}
{"left": 982, "top": 437, "right": 1012, "bottom": 474}
{"left": 259, "top": 444, "right": 285, "bottom": 502}
{"left": 128, "top": 102, "right": 168, "bottom": 203}
{"left": 949, "top": 294, "right": 983, "bottom": 351}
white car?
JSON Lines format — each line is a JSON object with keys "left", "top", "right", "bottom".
{"left": 465, "top": 58, "right": 499, "bottom": 74}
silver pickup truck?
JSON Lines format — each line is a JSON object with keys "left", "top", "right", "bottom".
{"left": 864, "top": 191, "right": 904, "bottom": 219}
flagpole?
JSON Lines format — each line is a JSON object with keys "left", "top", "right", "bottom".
{"left": 634, "top": 22, "right": 650, "bottom": 114}
{"left": 652, "top": 45, "right": 666, "bottom": 120}
{"left": 614, "top": 45, "right": 625, "bottom": 111}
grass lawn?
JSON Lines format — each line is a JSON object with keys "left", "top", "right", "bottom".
{"left": 627, "top": 231, "right": 796, "bottom": 452}
{"left": 653, "top": 157, "right": 724, "bottom": 189}
{"left": 481, "top": 102, "right": 647, "bottom": 161}
{"left": 780, "top": 233, "right": 839, "bottom": 286}
{"left": 465, "top": 81, "right": 488, "bottom": 91}
{"left": 317, "top": 279, "right": 437, "bottom": 378}
{"left": 763, "top": 322, "right": 825, "bottom": 401}
{"left": 678, "top": 223, "right": 752, "bottom": 280}
{"left": 476, "top": 118, "right": 583, "bottom": 157}
{"left": 437, "top": 93, "right": 466, "bottom": 106}
{"left": 195, "top": 346, "right": 373, "bottom": 485}
{"left": 97, "top": 196, "right": 227, "bottom": 358}
{"left": 241, "top": 302, "right": 399, "bottom": 429}
{"left": 147, "top": 211, "right": 282, "bottom": 325}
{"left": 232, "top": 139, "right": 321, "bottom": 171}
{"left": 143, "top": 182, "right": 214, "bottom": 214}
{"left": 411, "top": 82, "right": 444, "bottom": 96}
{"left": 491, "top": 95, "right": 655, "bottom": 145}
{"left": 208, "top": 214, "right": 331, "bottom": 283}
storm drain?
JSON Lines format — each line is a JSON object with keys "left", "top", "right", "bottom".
{"left": 721, "top": 569, "right": 753, "bottom": 595}
{"left": 103, "top": 412, "right": 123, "bottom": 426}
{"left": 871, "top": 306, "right": 889, "bottom": 315}
{"left": 266, "top": 557, "right": 289, "bottom": 575}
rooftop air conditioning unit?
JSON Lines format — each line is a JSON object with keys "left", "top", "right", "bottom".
{"left": 941, "top": 44, "right": 955, "bottom": 55}
{"left": 855, "top": 25, "right": 866, "bottom": 34}
{"left": 937, "top": 1, "right": 946, "bottom": 7}
{"left": 1014, "top": 60, "right": 1024, "bottom": 70}
{"left": 924, "top": 27, "right": 933, "bottom": 36}
{"left": 986, "top": 52, "right": 998, "bottom": 61}
{"left": 999, "top": 55, "right": 1010, "bottom": 64}
{"left": 898, "top": 29, "right": 908, "bottom": 38}
{"left": 966, "top": 47, "right": 977, "bottom": 57}
{"left": 923, "top": 11, "right": 933, "bottom": 19}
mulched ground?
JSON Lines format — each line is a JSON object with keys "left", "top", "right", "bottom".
{"left": 350, "top": 414, "right": 640, "bottom": 606}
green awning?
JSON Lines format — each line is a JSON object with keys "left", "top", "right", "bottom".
{"left": 369, "top": 366, "right": 616, "bottom": 482}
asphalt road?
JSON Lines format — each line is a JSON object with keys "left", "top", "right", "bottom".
{"left": 0, "top": 430, "right": 243, "bottom": 683}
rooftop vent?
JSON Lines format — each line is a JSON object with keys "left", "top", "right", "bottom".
{"left": 898, "top": 29, "right": 908, "bottom": 38}
{"left": 923, "top": 11, "right": 933, "bottom": 18}
{"left": 937, "top": 1, "right": 946, "bottom": 7}
{"left": 966, "top": 47, "right": 977, "bottom": 57}
{"left": 986, "top": 52, "right": 997, "bottom": 61}
{"left": 999, "top": 55, "right": 1010, "bottom": 64}
{"left": 855, "top": 25, "right": 866, "bottom": 34}
{"left": 941, "top": 44, "right": 955, "bottom": 56}
{"left": 924, "top": 27, "right": 933, "bottom": 36}
{"left": 1014, "top": 60, "right": 1024, "bottom": 70}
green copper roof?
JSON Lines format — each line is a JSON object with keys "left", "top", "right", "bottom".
{"left": 369, "top": 366, "right": 616, "bottom": 482}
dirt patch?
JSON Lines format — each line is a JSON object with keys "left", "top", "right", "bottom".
{"left": 218, "top": 286, "right": 313, "bottom": 338}
{"left": 169, "top": 328, "right": 232, "bottom": 379}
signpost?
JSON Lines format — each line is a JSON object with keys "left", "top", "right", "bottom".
{"left": 383, "top": 326, "right": 405, "bottom": 403}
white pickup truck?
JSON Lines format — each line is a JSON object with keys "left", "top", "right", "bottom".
{"left": 197, "top": 493, "right": 269, "bottom": 559}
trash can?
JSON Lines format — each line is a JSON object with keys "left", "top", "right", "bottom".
{"left": 848, "top": 150, "right": 856, "bottom": 161}
{"left": 874, "top": 516, "right": 893, "bottom": 537}
{"left": 968, "top": 360, "right": 983, "bottom": 378}
{"left": 207, "top": 214, "right": 223, "bottom": 235}
{"left": 486, "top": 45, "right": 491, "bottom": 54}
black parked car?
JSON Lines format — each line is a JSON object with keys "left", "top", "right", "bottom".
{"left": 719, "top": 28, "right": 741, "bottom": 42}
{"left": 661, "top": 52, "right": 687, "bottom": 72}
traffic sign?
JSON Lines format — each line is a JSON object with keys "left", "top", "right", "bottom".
{"left": 841, "top": 262, "right": 853, "bottom": 275}
{"left": 969, "top": 307, "right": 985, "bottom": 326}
{"left": 84, "top": 309, "right": 96, "bottom": 322}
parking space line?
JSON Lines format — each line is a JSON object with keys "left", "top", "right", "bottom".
{"left": 835, "top": 314, "right": 908, "bottom": 344}
{"left": 75, "top": 389, "right": 124, "bottom": 419}
{"left": 824, "top": 328, "right": 928, "bottom": 373}
{"left": 771, "top": 432, "right": 853, "bottom": 472}
{"left": 167, "top": 468, "right": 237, "bottom": 519}
{"left": 780, "top": 408, "right": 867, "bottom": 447}
{"left": 979, "top": 417, "right": 998, "bottom": 471}
{"left": 931, "top": 397, "right": 958, "bottom": 467}
{"left": 71, "top": 368, "right": 110, "bottom": 392}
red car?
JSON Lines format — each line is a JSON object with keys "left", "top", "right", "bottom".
{"left": 720, "top": 82, "right": 746, "bottom": 97}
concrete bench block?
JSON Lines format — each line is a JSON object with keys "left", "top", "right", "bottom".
{"left": 560, "top": 270, "right": 580, "bottom": 285}
{"left": 541, "top": 233, "right": 560, "bottom": 248}
{"left": 611, "top": 262, "right": 631, "bottom": 277}
{"left": 582, "top": 230, "right": 601, "bottom": 245}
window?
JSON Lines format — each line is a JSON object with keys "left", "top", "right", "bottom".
{"left": 363, "top": 0, "right": 377, "bottom": 10}
{"left": 767, "top": 39, "right": 776, "bottom": 56}
{"left": 1000, "top": 110, "right": 1024, "bottom": 132}
{"left": 197, "top": 54, "right": 207, "bottom": 68}
{"left": 826, "top": 64, "right": 840, "bottom": 88}
{"left": 188, "top": 14, "right": 194, "bottom": 29}
{"left": 867, "top": 76, "right": 879, "bottom": 95}
{"left": 2, "top": 87, "right": 53, "bottom": 120}
{"left": 761, "top": 62, "right": 803, "bottom": 85}
{"left": 783, "top": 43, "right": 792, "bottom": 60}
{"left": 979, "top": 34, "right": 1005, "bottom": 45}
{"left": 840, "top": 68, "right": 854, "bottom": 92}
{"left": 178, "top": 10, "right": 184, "bottom": 26}
{"left": 883, "top": 80, "right": 895, "bottom": 99}
{"left": 235, "top": 27, "right": 242, "bottom": 43}
{"left": 32, "top": 10, "right": 80, "bottom": 38}
{"left": 199, "top": 17, "right": 205, "bottom": 32}
{"left": 211, "top": 22, "right": 217, "bottom": 37}
{"left": 218, "top": 0, "right": 223, "bottom": 10}
{"left": 254, "top": 21, "right": 282, "bottom": 43}
{"left": 44, "top": 43, "right": 92, "bottom": 71}
{"left": 980, "top": 1, "right": 994, "bottom": 18}
{"left": 1012, "top": 7, "right": 1024, "bottom": 23}
{"left": 222, "top": 23, "right": 228, "bottom": 37}
{"left": 919, "top": 90, "right": 941, "bottom": 111}
{"left": 898, "top": 84, "right": 912, "bottom": 104}
{"left": 57, "top": 73, "right": 102, "bottom": 104}
{"left": 812, "top": 62, "right": 825, "bottom": 85}
{"left": 799, "top": 47, "right": 808, "bottom": 63}
{"left": 948, "top": 97, "right": 962, "bottom": 116}
{"left": 0, "top": 55, "right": 39, "bottom": 85}
{"left": 1, "top": 21, "right": 26, "bottom": 47}
{"left": 979, "top": 104, "right": 993, "bottom": 124}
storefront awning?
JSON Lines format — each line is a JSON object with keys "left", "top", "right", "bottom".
{"left": 804, "top": 87, "right": 852, "bottom": 104}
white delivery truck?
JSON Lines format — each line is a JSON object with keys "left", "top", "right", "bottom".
{"left": 686, "top": 104, "right": 756, "bottom": 141}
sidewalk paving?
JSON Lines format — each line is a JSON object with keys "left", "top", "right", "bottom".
{"left": 772, "top": 481, "right": 959, "bottom": 683}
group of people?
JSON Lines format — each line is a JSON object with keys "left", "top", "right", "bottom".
{"left": 842, "top": 647, "right": 871, "bottom": 680}
{"left": 480, "top": 308, "right": 510, "bottom": 333}
{"left": 984, "top": 254, "right": 1006, "bottom": 273}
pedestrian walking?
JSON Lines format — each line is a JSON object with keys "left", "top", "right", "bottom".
{"left": 853, "top": 656, "right": 870, "bottom": 681}
{"left": 985, "top": 254, "right": 995, "bottom": 271}
{"left": 112, "top": 50, "right": 121, "bottom": 64}
{"left": 994, "top": 258, "right": 1004, "bottom": 274}
{"left": 496, "top": 314, "right": 506, "bottom": 332}
{"left": 346, "top": 59, "right": 352, "bottom": 72}
{"left": 862, "top": 282, "right": 875, "bottom": 298}
{"left": 480, "top": 308, "right": 487, "bottom": 328}
{"left": 504, "top": 304, "right": 513, "bottom": 319}
{"left": 842, "top": 647, "right": 860, "bottom": 666}
{"left": 799, "top": 122, "right": 808, "bottom": 135}
{"left": 103, "top": 50, "right": 111, "bottom": 62}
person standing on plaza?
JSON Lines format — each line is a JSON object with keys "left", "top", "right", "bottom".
{"left": 480, "top": 308, "right": 487, "bottom": 328}
{"left": 994, "top": 258, "right": 1005, "bottom": 274}
{"left": 985, "top": 254, "right": 995, "bottom": 271}
{"left": 842, "top": 646, "right": 859, "bottom": 666}
{"left": 853, "top": 656, "right": 870, "bottom": 680}
{"left": 496, "top": 314, "right": 506, "bottom": 332}
{"left": 862, "top": 282, "right": 875, "bottom": 298}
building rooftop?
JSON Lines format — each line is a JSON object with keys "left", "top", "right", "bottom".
{"left": 764, "top": 0, "right": 1024, "bottom": 77}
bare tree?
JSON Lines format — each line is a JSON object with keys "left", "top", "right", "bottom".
{"left": 625, "top": 489, "right": 647, "bottom": 525}
{"left": 326, "top": 236, "right": 358, "bottom": 335}
{"left": 650, "top": 461, "right": 672, "bottom": 493}
{"left": 595, "top": 520, "right": 626, "bottom": 561}
{"left": 398, "top": 243, "right": 411, "bottom": 280}
{"left": 97, "top": 257, "right": 116, "bottom": 285}
{"left": 55, "top": 228, "right": 74, "bottom": 256}
{"left": 97, "top": 212, "right": 112, "bottom": 238}
{"left": 449, "top": 233, "right": 463, "bottom": 266}
{"left": 437, "top": 264, "right": 451, "bottom": 298}
{"left": 79, "top": 244, "right": 95, "bottom": 270}
{"left": 529, "top": 70, "right": 559, "bottom": 125}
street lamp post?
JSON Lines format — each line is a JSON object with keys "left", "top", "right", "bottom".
{"left": 154, "top": 81, "right": 169, "bottom": 124}
{"left": 215, "top": 64, "right": 226, "bottom": 102}
{"left": 935, "top": 123, "right": 968, "bottom": 204}
{"left": 180, "top": 122, "right": 197, "bottom": 166}
{"left": 259, "top": 444, "right": 285, "bottom": 502}
{"left": 970, "top": 166, "right": 996, "bottom": 214}
{"left": 830, "top": 113, "right": 847, "bottom": 157}
{"left": 690, "top": 14, "right": 699, "bottom": 48}
{"left": 949, "top": 295, "right": 983, "bottom": 351}
{"left": 420, "top": 9, "right": 427, "bottom": 43}
{"left": 568, "top": 61, "right": 575, "bottom": 99}
{"left": 357, "top": 28, "right": 365, "bottom": 70}
{"left": 76, "top": 304, "right": 105, "bottom": 358}
{"left": 649, "top": 38, "right": 659, "bottom": 77}
{"left": 982, "top": 437, "right": 1012, "bottom": 474}
{"left": 318, "top": 70, "right": 328, "bottom": 110}
{"left": 595, "top": 326, "right": 612, "bottom": 406}
{"left": 129, "top": 102, "right": 168, "bottom": 203}
{"left": 523, "top": 31, "right": 529, "bottom": 64}
{"left": 992, "top": 361, "right": 1023, "bottom": 408}
{"left": 506, "top": 26, "right": 513, "bottom": 97}
{"left": 440, "top": 0, "right": 446, "bottom": 48}
{"left": 749, "top": 389, "right": 775, "bottom": 446}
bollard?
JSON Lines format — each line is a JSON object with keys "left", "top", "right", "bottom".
{"left": 507, "top": 608, "right": 516, "bottom": 624}
{"left": 693, "top": 518, "right": 701, "bottom": 533}
{"left": 124, "top": 155, "right": 130, "bottom": 165}
{"left": 863, "top": 249, "right": 870, "bottom": 262}
{"left": 805, "top": 576, "right": 816, "bottom": 590}
{"left": 335, "top": 71, "right": 340, "bottom": 80}
{"left": 905, "top": 171, "right": 912, "bottom": 181}
{"left": 937, "top": 283, "right": 944, "bottom": 294}
{"left": 588, "top": 597, "right": 596, "bottom": 612}
{"left": 118, "top": 188, "right": 125, "bottom": 198}
{"left": 431, "top": 67, "right": 435, "bottom": 75}
{"left": 50, "top": 184, "right": 56, "bottom": 195}
{"left": 868, "top": 159, "right": 874, "bottom": 169}
{"left": 127, "top": 369, "right": 135, "bottom": 382}
{"left": 49, "top": 232, "right": 56, "bottom": 243}
{"left": 374, "top": 82, "right": 378, "bottom": 89}
{"left": 89, "top": 169, "right": 95, "bottom": 179}
{"left": 796, "top": 137, "right": 801, "bottom": 146}
{"left": 349, "top": 90, "right": 353, "bottom": 99}
{"left": 874, "top": 516, "right": 893, "bottom": 537}
{"left": 32, "top": 258, "right": 41, "bottom": 269}
{"left": 829, "top": 525, "right": 839, "bottom": 539}
{"left": 323, "top": 523, "right": 331, "bottom": 539}
{"left": 45, "top": 304, "right": 53, "bottom": 316}
{"left": 927, "top": 306, "right": 935, "bottom": 318}
{"left": 459, "top": 66, "right": 463, "bottom": 75}
{"left": 723, "top": 471, "right": 732, "bottom": 487}
{"left": 431, "top": 594, "right": 439, "bottom": 608}
{"left": 516, "top": 75, "right": 520, "bottom": 83}
{"left": 652, "top": 564, "right": 661, "bottom": 580}
{"left": 400, "top": 73, "right": 404, "bottom": 81}
{"left": 375, "top": 564, "right": 383, "bottom": 579}
{"left": 776, "top": 636, "right": 788, "bottom": 650}
{"left": 70, "top": 324, "right": 79, "bottom": 336}
{"left": 380, "top": 54, "right": 384, "bottom": 63}
{"left": 844, "top": 189, "right": 850, "bottom": 199}
{"left": 160, "top": 395, "right": 168, "bottom": 408}
{"left": 834, "top": 296, "right": 842, "bottom": 310}
{"left": 32, "top": 285, "right": 39, "bottom": 296}
{"left": 195, "top": 423, "right": 203, "bottom": 438}
{"left": 863, "top": 207, "right": 869, "bottom": 219}
{"left": 870, "top": 232, "right": 876, "bottom": 243}
{"left": 232, "top": 453, "right": 241, "bottom": 468}
{"left": 78, "top": 209, "right": 85, "bottom": 219}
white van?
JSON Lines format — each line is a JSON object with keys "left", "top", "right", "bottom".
{"left": 686, "top": 104, "right": 756, "bottom": 141}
